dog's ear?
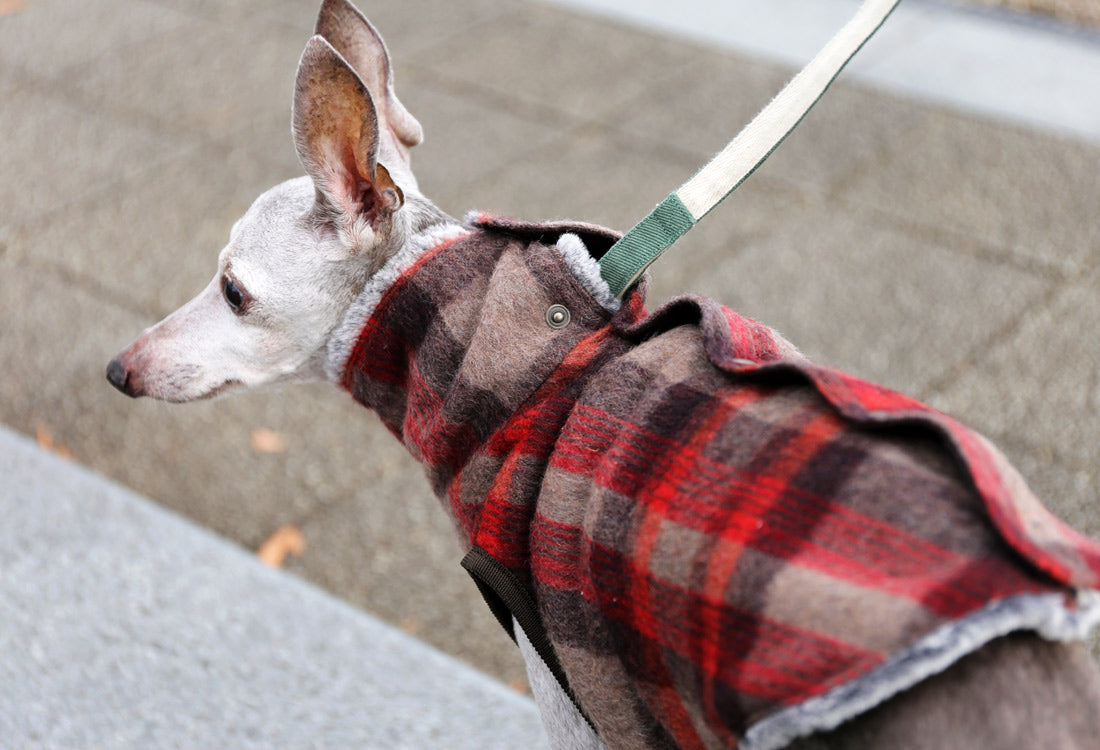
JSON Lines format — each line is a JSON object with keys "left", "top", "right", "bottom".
{"left": 293, "top": 35, "right": 404, "bottom": 237}
{"left": 314, "top": 0, "right": 423, "bottom": 163}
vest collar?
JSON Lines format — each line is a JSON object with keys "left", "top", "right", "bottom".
{"left": 324, "top": 212, "right": 629, "bottom": 386}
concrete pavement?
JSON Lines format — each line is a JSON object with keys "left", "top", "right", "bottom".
{"left": 549, "top": 0, "right": 1100, "bottom": 143}
{"left": 2, "top": 0, "right": 1099, "bottom": 716}
{"left": 0, "top": 425, "right": 548, "bottom": 748}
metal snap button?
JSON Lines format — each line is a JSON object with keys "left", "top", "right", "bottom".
{"left": 546, "top": 304, "right": 571, "bottom": 329}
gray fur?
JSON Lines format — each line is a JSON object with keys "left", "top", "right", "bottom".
{"left": 515, "top": 618, "right": 606, "bottom": 750}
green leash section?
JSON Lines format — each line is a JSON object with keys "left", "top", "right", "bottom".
{"left": 599, "top": 0, "right": 903, "bottom": 299}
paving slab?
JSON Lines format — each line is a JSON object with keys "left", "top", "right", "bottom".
{"left": 0, "top": 79, "right": 193, "bottom": 228}
{"left": 396, "top": 69, "right": 569, "bottom": 214}
{"left": 0, "top": 0, "right": 193, "bottom": 80}
{"left": 147, "top": 0, "right": 320, "bottom": 32}
{"left": 416, "top": 3, "right": 699, "bottom": 124}
{"left": 933, "top": 277, "right": 1100, "bottom": 533}
{"left": 345, "top": 0, "right": 522, "bottom": 56}
{"left": 62, "top": 16, "right": 305, "bottom": 148}
{"left": 437, "top": 123, "right": 708, "bottom": 233}
{"left": 0, "top": 424, "right": 548, "bottom": 749}
{"left": 601, "top": 51, "right": 951, "bottom": 199}
{"left": 287, "top": 465, "right": 530, "bottom": 683}
{"left": 843, "top": 108, "right": 1100, "bottom": 272}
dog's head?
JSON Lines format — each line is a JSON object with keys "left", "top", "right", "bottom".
{"left": 107, "top": 0, "right": 426, "bottom": 402}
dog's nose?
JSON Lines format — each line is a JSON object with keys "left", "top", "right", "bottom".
{"left": 106, "top": 356, "right": 137, "bottom": 397}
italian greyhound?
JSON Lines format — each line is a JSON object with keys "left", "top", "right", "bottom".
{"left": 107, "top": 1, "right": 1100, "bottom": 747}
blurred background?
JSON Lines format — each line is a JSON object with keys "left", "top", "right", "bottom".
{"left": 975, "top": 0, "right": 1100, "bottom": 24}
{"left": 2, "top": 0, "right": 1099, "bottom": 696}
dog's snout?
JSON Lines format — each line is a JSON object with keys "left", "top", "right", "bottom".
{"left": 106, "top": 356, "right": 139, "bottom": 397}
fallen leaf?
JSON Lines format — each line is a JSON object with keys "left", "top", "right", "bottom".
{"left": 0, "top": 0, "right": 26, "bottom": 17}
{"left": 250, "top": 427, "right": 287, "bottom": 454}
{"left": 257, "top": 525, "right": 305, "bottom": 567}
{"left": 36, "top": 423, "right": 73, "bottom": 460}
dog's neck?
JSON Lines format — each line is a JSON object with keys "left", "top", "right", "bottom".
{"left": 323, "top": 211, "right": 468, "bottom": 384}
{"left": 325, "top": 212, "right": 638, "bottom": 543}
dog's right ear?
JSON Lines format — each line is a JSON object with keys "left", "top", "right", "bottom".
{"left": 314, "top": 0, "right": 422, "bottom": 163}
{"left": 293, "top": 36, "right": 404, "bottom": 248}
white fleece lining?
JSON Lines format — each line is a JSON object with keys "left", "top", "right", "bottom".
{"left": 553, "top": 233, "right": 621, "bottom": 313}
{"left": 742, "top": 589, "right": 1100, "bottom": 750}
{"left": 324, "top": 222, "right": 469, "bottom": 384}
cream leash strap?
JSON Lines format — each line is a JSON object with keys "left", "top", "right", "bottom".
{"left": 598, "top": 0, "right": 902, "bottom": 299}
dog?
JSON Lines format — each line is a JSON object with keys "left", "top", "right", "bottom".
{"left": 106, "top": 1, "right": 1100, "bottom": 747}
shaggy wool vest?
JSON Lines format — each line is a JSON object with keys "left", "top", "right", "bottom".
{"left": 327, "top": 214, "right": 1100, "bottom": 750}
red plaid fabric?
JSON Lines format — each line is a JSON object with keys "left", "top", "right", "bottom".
{"left": 338, "top": 215, "right": 1100, "bottom": 749}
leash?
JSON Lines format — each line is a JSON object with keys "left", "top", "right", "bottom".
{"left": 598, "top": 0, "right": 903, "bottom": 299}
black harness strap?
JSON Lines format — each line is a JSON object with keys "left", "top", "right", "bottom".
{"left": 460, "top": 545, "right": 596, "bottom": 732}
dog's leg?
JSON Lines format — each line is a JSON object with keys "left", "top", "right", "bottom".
{"left": 515, "top": 618, "right": 606, "bottom": 750}
{"left": 787, "top": 633, "right": 1100, "bottom": 750}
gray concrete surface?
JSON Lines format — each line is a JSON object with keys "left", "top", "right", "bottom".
{"left": 0, "top": 424, "right": 548, "bottom": 748}
{"left": 2, "top": 0, "right": 1099, "bottom": 702}
{"left": 547, "top": 0, "right": 1100, "bottom": 144}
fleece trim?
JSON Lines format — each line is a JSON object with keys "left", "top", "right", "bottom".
{"left": 553, "top": 233, "right": 621, "bottom": 313}
{"left": 743, "top": 589, "right": 1100, "bottom": 750}
{"left": 324, "top": 221, "right": 469, "bottom": 384}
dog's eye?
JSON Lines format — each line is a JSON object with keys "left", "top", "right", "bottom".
{"left": 223, "top": 276, "right": 245, "bottom": 313}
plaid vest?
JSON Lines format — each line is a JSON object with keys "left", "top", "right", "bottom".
{"left": 332, "top": 214, "right": 1100, "bottom": 749}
